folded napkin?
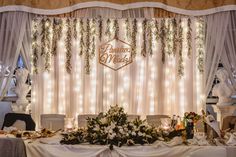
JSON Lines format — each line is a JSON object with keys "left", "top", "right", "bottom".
{"left": 187, "top": 133, "right": 209, "bottom": 146}
{"left": 154, "top": 136, "right": 183, "bottom": 147}
{"left": 205, "top": 115, "right": 221, "bottom": 137}
{"left": 39, "top": 137, "right": 60, "bottom": 145}
{"left": 3, "top": 126, "right": 17, "bottom": 133}
{"left": 226, "top": 133, "right": 236, "bottom": 146}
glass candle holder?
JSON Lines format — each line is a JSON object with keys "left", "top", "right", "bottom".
{"left": 161, "top": 118, "right": 171, "bottom": 130}
{"left": 64, "top": 118, "right": 74, "bottom": 131}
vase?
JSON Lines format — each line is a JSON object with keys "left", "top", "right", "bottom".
{"left": 186, "top": 121, "right": 194, "bottom": 139}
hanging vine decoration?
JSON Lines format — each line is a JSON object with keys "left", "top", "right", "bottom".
{"left": 154, "top": 20, "right": 159, "bottom": 43}
{"left": 147, "top": 20, "right": 153, "bottom": 56}
{"left": 105, "top": 18, "right": 112, "bottom": 39}
{"left": 41, "top": 18, "right": 51, "bottom": 71}
{"left": 178, "top": 19, "right": 184, "bottom": 77}
{"left": 141, "top": 19, "right": 147, "bottom": 57}
{"left": 160, "top": 19, "right": 166, "bottom": 62}
{"left": 131, "top": 18, "right": 137, "bottom": 58}
{"left": 166, "top": 19, "right": 173, "bottom": 56}
{"left": 187, "top": 18, "right": 192, "bottom": 58}
{"left": 98, "top": 16, "right": 103, "bottom": 41}
{"left": 113, "top": 19, "right": 119, "bottom": 39}
{"left": 85, "top": 19, "right": 91, "bottom": 74}
{"left": 172, "top": 18, "right": 178, "bottom": 56}
{"left": 125, "top": 18, "right": 131, "bottom": 40}
{"left": 73, "top": 18, "right": 78, "bottom": 40}
{"left": 196, "top": 18, "right": 205, "bottom": 73}
{"left": 90, "top": 18, "right": 96, "bottom": 58}
{"left": 79, "top": 19, "right": 85, "bottom": 56}
{"left": 51, "top": 18, "right": 62, "bottom": 56}
{"left": 65, "top": 18, "right": 72, "bottom": 73}
{"left": 32, "top": 19, "right": 39, "bottom": 74}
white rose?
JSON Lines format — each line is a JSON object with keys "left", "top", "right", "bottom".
{"left": 138, "top": 131, "right": 143, "bottom": 136}
{"left": 93, "top": 125, "right": 100, "bottom": 131}
{"left": 100, "top": 117, "right": 108, "bottom": 124}
{"left": 131, "top": 131, "right": 136, "bottom": 136}
{"left": 108, "top": 133, "right": 116, "bottom": 139}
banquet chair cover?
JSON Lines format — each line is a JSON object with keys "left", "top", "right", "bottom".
{"left": 11, "top": 120, "right": 26, "bottom": 130}
{"left": 222, "top": 116, "right": 236, "bottom": 130}
{"left": 146, "top": 115, "right": 170, "bottom": 127}
{"left": 0, "top": 138, "right": 27, "bottom": 157}
{"left": 41, "top": 114, "right": 65, "bottom": 131}
{"left": 78, "top": 114, "right": 98, "bottom": 128}
{"left": 127, "top": 115, "right": 140, "bottom": 121}
{"left": 1, "top": 113, "right": 35, "bottom": 130}
{"left": 0, "top": 101, "right": 12, "bottom": 129}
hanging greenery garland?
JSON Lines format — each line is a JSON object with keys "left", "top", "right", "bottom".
{"left": 196, "top": 18, "right": 205, "bottom": 73}
{"left": 172, "top": 18, "right": 178, "bottom": 56}
{"left": 113, "top": 19, "right": 119, "bottom": 39}
{"left": 178, "top": 19, "right": 184, "bottom": 77}
{"left": 160, "top": 19, "right": 166, "bottom": 62}
{"left": 105, "top": 18, "right": 112, "bottom": 39}
{"left": 65, "top": 18, "right": 72, "bottom": 73}
{"left": 41, "top": 18, "right": 51, "bottom": 72}
{"left": 73, "top": 18, "right": 78, "bottom": 40}
{"left": 85, "top": 19, "right": 91, "bottom": 74}
{"left": 166, "top": 19, "right": 173, "bottom": 56}
{"left": 147, "top": 20, "right": 153, "bottom": 56}
{"left": 79, "top": 19, "right": 85, "bottom": 56}
{"left": 90, "top": 18, "right": 96, "bottom": 58}
{"left": 32, "top": 19, "right": 39, "bottom": 74}
{"left": 154, "top": 20, "right": 159, "bottom": 43}
{"left": 187, "top": 18, "right": 192, "bottom": 58}
{"left": 125, "top": 18, "right": 131, "bottom": 40}
{"left": 51, "top": 18, "right": 62, "bottom": 56}
{"left": 131, "top": 18, "right": 137, "bottom": 58}
{"left": 98, "top": 16, "right": 103, "bottom": 41}
{"left": 141, "top": 19, "right": 147, "bottom": 57}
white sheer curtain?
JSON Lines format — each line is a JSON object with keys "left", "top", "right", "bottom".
{"left": 204, "top": 12, "right": 230, "bottom": 98}
{"left": 20, "top": 16, "right": 33, "bottom": 70}
{"left": 31, "top": 16, "right": 205, "bottom": 128}
{"left": 0, "top": 12, "right": 31, "bottom": 100}
{"left": 221, "top": 11, "right": 236, "bottom": 89}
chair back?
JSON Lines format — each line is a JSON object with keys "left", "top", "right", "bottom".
{"left": 127, "top": 115, "right": 140, "bottom": 121}
{"left": 78, "top": 114, "right": 98, "bottom": 128}
{"left": 146, "top": 115, "right": 170, "bottom": 127}
{"left": 222, "top": 116, "right": 236, "bottom": 131}
{"left": 41, "top": 114, "right": 65, "bottom": 131}
{"left": 0, "top": 101, "right": 12, "bottom": 129}
{"left": 2, "top": 113, "right": 35, "bottom": 130}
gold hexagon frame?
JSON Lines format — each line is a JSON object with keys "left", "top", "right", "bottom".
{"left": 99, "top": 38, "right": 133, "bottom": 71}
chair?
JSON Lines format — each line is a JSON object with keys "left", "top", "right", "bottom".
{"left": 77, "top": 114, "right": 98, "bottom": 128}
{"left": 127, "top": 115, "right": 140, "bottom": 121}
{"left": 1, "top": 113, "right": 35, "bottom": 131}
{"left": 0, "top": 101, "right": 12, "bottom": 129}
{"left": 222, "top": 116, "right": 236, "bottom": 131}
{"left": 41, "top": 114, "right": 65, "bottom": 131}
{"left": 146, "top": 115, "right": 170, "bottom": 127}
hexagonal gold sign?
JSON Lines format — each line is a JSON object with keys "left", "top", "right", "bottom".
{"left": 99, "top": 38, "right": 133, "bottom": 70}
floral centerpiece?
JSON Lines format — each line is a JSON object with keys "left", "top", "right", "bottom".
{"left": 183, "top": 112, "right": 201, "bottom": 139}
{"left": 61, "top": 105, "right": 159, "bottom": 149}
{"left": 184, "top": 112, "right": 201, "bottom": 123}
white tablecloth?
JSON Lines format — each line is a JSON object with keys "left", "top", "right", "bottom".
{"left": 25, "top": 138, "right": 236, "bottom": 157}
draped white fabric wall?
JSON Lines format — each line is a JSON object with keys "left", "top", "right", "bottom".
{"left": 204, "top": 12, "right": 230, "bottom": 97}
{"left": 221, "top": 11, "right": 236, "bottom": 89}
{"left": 31, "top": 16, "right": 205, "bottom": 127}
{"left": 0, "top": 12, "right": 31, "bottom": 100}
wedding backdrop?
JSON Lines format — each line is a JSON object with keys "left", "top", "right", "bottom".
{"left": 31, "top": 16, "right": 205, "bottom": 126}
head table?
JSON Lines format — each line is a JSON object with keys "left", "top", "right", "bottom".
{"left": 0, "top": 134, "right": 236, "bottom": 157}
